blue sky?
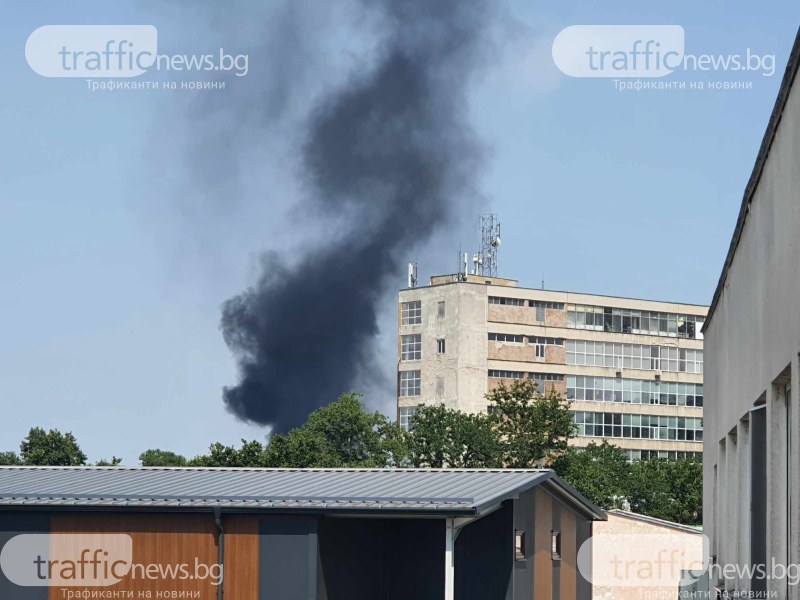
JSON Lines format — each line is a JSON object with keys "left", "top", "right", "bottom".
{"left": 1, "top": 1, "right": 798, "bottom": 463}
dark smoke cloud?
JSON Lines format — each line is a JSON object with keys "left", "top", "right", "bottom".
{"left": 221, "top": 0, "right": 493, "bottom": 431}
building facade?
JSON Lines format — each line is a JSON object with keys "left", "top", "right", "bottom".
{"left": 0, "top": 467, "right": 605, "bottom": 600}
{"left": 398, "top": 274, "right": 707, "bottom": 461}
{"left": 703, "top": 30, "right": 800, "bottom": 599}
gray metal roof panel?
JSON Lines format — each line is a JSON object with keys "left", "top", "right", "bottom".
{"left": 0, "top": 467, "right": 604, "bottom": 519}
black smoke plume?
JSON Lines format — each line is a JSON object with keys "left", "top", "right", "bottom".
{"left": 221, "top": 0, "right": 492, "bottom": 431}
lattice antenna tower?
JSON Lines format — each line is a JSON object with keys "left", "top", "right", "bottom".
{"left": 478, "top": 214, "right": 501, "bottom": 277}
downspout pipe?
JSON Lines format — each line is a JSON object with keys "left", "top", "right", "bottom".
{"left": 213, "top": 507, "right": 224, "bottom": 600}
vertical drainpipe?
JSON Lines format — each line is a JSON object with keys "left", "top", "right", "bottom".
{"left": 213, "top": 507, "right": 224, "bottom": 600}
{"left": 444, "top": 518, "right": 454, "bottom": 600}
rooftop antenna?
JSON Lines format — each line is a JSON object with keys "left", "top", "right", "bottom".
{"left": 478, "top": 214, "right": 501, "bottom": 278}
{"left": 541, "top": 274, "right": 545, "bottom": 290}
{"left": 407, "top": 262, "right": 418, "bottom": 288}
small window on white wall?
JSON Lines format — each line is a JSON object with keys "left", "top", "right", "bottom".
{"left": 437, "top": 301, "right": 446, "bottom": 318}
{"left": 437, "top": 338, "right": 446, "bottom": 354}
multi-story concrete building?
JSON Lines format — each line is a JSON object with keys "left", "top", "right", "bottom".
{"left": 703, "top": 30, "right": 800, "bottom": 599}
{"left": 397, "top": 274, "right": 707, "bottom": 461}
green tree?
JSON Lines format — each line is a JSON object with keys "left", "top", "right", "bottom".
{"left": 551, "top": 442, "right": 630, "bottom": 508}
{"left": 405, "top": 404, "right": 502, "bottom": 468}
{"left": 95, "top": 457, "right": 122, "bottom": 466}
{"left": 0, "top": 451, "right": 20, "bottom": 465}
{"left": 487, "top": 380, "right": 575, "bottom": 467}
{"left": 263, "top": 393, "right": 402, "bottom": 468}
{"left": 139, "top": 449, "right": 188, "bottom": 467}
{"left": 20, "top": 427, "right": 87, "bottom": 466}
{"left": 627, "top": 458, "right": 702, "bottom": 525}
{"left": 189, "top": 439, "right": 268, "bottom": 467}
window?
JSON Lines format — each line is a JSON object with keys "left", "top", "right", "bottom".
{"left": 566, "top": 375, "right": 702, "bottom": 406}
{"left": 624, "top": 449, "right": 701, "bottom": 462}
{"left": 530, "top": 373, "right": 564, "bottom": 389}
{"left": 529, "top": 336, "right": 564, "bottom": 346}
{"left": 437, "top": 301, "right": 446, "bottom": 318}
{"left": 489, "top": 333, "right": 524, "bottom": 344}
{"left": 530, "top": 300, "right": 564, "bottom": 310}
{"left": 401, "top": 301, "right": 421, "bottom": 325}
{"left": 437, "top": 338, "right": 446, "bottom": 354}
{"left": 489, "top": 296, "right": 525, "bottom": 306}
{"left": 399, "top": 406, "right": 418, "bottom": 430}
{"left": 515, "top": 530, "right": 526, "bottom": 561}
{"left": 529, "top": 336, "right": 563, "bottom": 359}
{"left": 566, "top": 340, "right": 703, "bottom": 373}
{"left": 399, "top": 370, "right": 421, "bottom": 397}
{"left": 401, "top": 334, "right": 422, "bottom": 361}
{"left": 566, "top": 304, "right": 705, "bottom": 339}
{"left": 536, "top": 306, "right": 545, "bottom": 322}
{"left": 573, "top": 411, "right": 703, "bottom": 441}
{"left": 551, "top": 531, "right": 561, "bottom": 561}
{"left": 488, "top": 370, "right": 525, "bottom": 379}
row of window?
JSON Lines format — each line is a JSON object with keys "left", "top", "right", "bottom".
{"left": 567, "top": 304, "right": 705, "bottom": 339}
{"left": 488, "top": 333, "right": 564, "bottom": 346}
{"left": 567, "top": 376, "right": 703, "bottom": 407}
{"left": 488, "top": 370, "right": 565, "bottom": 382}
{"left": 489, "top": 296, "right": 564, "bottom": 310}
{"left": 625, "top": 449, "right": 701, "bottom": 461}
{"left": 574, "top": 411, "right": 703, "bottom": 441}
{"left": 566, "top": 340, "right": 703, "bottom": 373}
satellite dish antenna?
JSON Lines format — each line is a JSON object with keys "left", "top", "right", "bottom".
{"left": 491, "top": 235, "right": 501, "bottom": 248}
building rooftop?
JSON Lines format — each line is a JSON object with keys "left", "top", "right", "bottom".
{"left": 0, "top": 467, "right": 605, "bottom": 519}
{"left": 607, "top": 509, "right": 702, "bottom": 535}
{"left": 403, "top": 274, "right": 708, "bottom": 310}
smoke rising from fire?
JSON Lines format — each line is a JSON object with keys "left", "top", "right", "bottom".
{"left": 221, "top": 0, "right": 493, "bottom": 431}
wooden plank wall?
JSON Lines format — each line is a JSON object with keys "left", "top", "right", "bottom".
{"left": 49, "top": 513, "right": 259, "bottom": 600}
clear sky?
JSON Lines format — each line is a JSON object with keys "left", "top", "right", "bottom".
{"left": 1, "top": 1, "right": 798, "bottom": 463}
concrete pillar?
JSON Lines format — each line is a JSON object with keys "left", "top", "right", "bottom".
{"left": 737, "top": 418, "right": 751, "bottom": 592}
{"left": 789, "top": 356, "right": 800, "bottom": 600}
{"left": 767, "top": 380, "right": 789, "bottom": 600}
{"left": 716, "top": 438, "right": 727, "bottom": 577}
{"left": 725, "top": 431, "right": 738, "bottom": 592}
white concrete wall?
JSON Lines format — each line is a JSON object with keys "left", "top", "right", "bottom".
{"left": 704, "top": 56, "right": 800, "bottom": 598}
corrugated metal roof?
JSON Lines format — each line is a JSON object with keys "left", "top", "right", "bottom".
{"left": 0, "top": 467, "right": 604, "bottom": 518}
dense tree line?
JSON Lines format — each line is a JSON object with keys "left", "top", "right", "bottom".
{"left": 0, "top": 381, "right": 701, "bottom": 524}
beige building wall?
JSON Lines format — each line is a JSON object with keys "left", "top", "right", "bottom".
{"left": 399, "top": 275, "right": 706, "bottom": 459}
{"left": 591, "top": 510, "right": 704, "bottom": 600}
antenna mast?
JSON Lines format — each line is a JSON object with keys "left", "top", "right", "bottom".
{"left": 478, "top": 214, "right": 501, "bottom": 278}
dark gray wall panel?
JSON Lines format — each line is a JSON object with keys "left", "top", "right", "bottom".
{"left": 455, "top": 502, "right": 513, "bottom": 600}
{"left": 318, "top": 518, "right": 443, "bottom": 600}
{"left": 0, "top": 512, "right": 50, "bottom": 600}
{"left": 576, "top": 518, "right": 592, "bottom": 600}
{"left": 513, "top": 490, "right": 535, "bottom": 600}
{"left": 259, "top": 516, "right": 318, "bottom": 600}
